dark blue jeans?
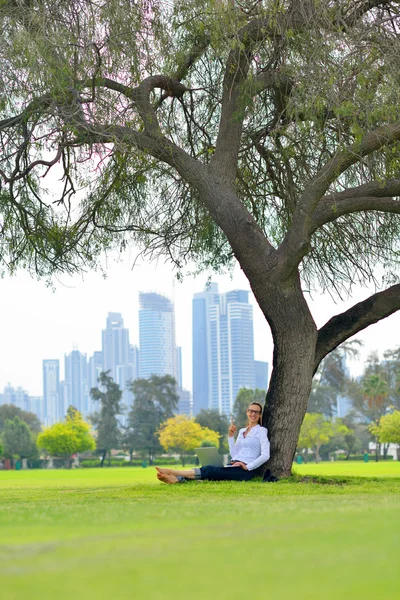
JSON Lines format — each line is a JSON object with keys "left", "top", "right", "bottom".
{"left": 199, "top": 465, "right": 254, "bottom": 481}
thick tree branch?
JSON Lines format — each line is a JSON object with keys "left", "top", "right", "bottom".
{"left": 173, "top": 34, "right": 211, "bottom": 82}
{"left": 0, "top": 77, "right": 188, "bottom": 145}
{"left": 97, "top": 76, "right": 187, "bottom": 135}
{"left": 301, "top": 122, "right": 400, "bottom": 217}
{"left": 212, "top": 34, "right": 253, "bottom": 183}
{"left": 153, "top": 34, "right": 211, "bottom": 107}
{"left": 315, "top": 283, "right": 400, "bottom": 369}
{"left": 96, "top": 76, "right": 187, "bottom": 102}
{"left": 254, "top": 70, "right": 294, "bottom": 97}
{"left": 311, "top": 179, "right": 400, "bottom": 232}
{"left": 278, "top": 121, "right": 400, "bottom": 273}
{"left": 212, "top": 7, "right": 315, "bottom": 183}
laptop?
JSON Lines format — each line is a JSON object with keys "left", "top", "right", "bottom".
{"left": 195, "top": 447, "right": 225, "bottom": 468}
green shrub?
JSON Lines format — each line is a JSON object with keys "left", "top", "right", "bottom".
{"left": 80, "top": 458, "right": 134, "bottom": 468}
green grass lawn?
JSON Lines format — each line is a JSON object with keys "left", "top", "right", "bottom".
{"left": 1, "top": 463, "right": 399, "bottom": 600}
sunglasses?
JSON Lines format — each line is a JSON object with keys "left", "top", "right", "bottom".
{"left": 247, "top": 409, "right": 261, "bottom": 415}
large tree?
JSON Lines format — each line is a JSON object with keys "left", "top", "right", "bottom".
{"left": 37, "top": 407, "right": 95, "bottom": 467}
{"left": 1, "top": 1, "right": 400, "bottom": 476}
{"left": 297, "top": 413, "right": 349, "bottom": 463}
{"left": 158, "top": 415, "right": 220, "bottom": 465}
{"left": 0, "top": 405, "right": 42, "bottom": 434}
{"left": 372, "top": 410, "right": 400, "bottom": 460}
{"left": 308, "top": 341, "right": 361, "bottom": 416}
{"left": 90, "top": 372, "right": 123, "bottom": 466}
{"left": 232, "top": 388, "right": 266, "bottom": 429}
{"left": 124, "top": 375, "right": 178, "bottom": 464}
{"left": 195, "top": 408, "right": 229, "bottom": 454}
{"left": 2, "top": 416, "right": 37, "bottom": 462}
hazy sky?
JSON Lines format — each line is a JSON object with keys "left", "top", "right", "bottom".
{"left": 1, "top": 253, "right": 399, "bottom": 397}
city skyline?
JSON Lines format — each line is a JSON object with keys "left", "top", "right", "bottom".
{"left": 1, "top": 284, "right": 266, "bottom": 422}
{"left": 193, "top": 283, "right": 259, "bottom": 416}
{"left": 1, "top": 258, "right": 399, "bottom": 398}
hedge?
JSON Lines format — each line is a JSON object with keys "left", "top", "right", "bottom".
{"left": 336, "top": 454, "right": 394, "bottom": 461}
{"left": 79, "top": 457, "right": 198, "bottom": 468}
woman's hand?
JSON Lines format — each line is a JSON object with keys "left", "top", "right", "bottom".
{"left": 231, "top": 461, "right": 248, "bottom": 470}
{"left": 228, "top": 424, "right": 237, "bottom": 438}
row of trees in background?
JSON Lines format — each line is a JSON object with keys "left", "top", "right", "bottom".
{"left": 0, "top": 403, "right": 96, "bottom": 467}
{"left": 2, "top": 343, "right": 400, "bottom": 466}
{"left": 0, "top": 372, "right": 236, "bottom": 467}
{"left": 2, "top": 0, "right": 400, "bottom": 478}
{"left": 302, "top": 343, "right": 400, "bottom": 461}
{"left": 91, "top": 372, "right": 260, "bottom": 466}
{"left": 0, "top": 371, "right": 271, "bottom": 467}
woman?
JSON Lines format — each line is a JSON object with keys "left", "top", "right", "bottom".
{"left": 156, "top": 402, "right": 270, "bottom": 484}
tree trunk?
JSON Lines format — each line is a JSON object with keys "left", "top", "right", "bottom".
{"left": 383, "top": 443, "right": 389, "bottom": 459}
{"left": 100, "top": 450, "right": 106, "bottom": 467}
{"left": 261, "top": 285, "right": 317, "bottom": 478}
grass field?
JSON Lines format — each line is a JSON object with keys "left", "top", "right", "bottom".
{"left": 1, "top": 462, "right": 400, "bottom": 600}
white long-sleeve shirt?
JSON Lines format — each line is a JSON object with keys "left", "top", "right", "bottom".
{"left": 228, "top": 424, "right": 270, "bottom": 471}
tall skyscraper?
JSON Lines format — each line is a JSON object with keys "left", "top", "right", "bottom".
{"left": 43, "top": 359, "right": 60, "bottom": 424}
{"left": 192, "top": 283, "right": 256, "bottom": 416}
{"left": 192, "top": 282, "right": 220, "bottom": 415}
{"left": 64, "top": 350, "right": 88, "bottom": 415}
{"left": 177, "top": 388, "right": 193, "bottom": 417}
{"left": 102, "top": 313, "right": 130, "bottom": 380}
{"left": 0, "top": 385, "right": 44, "bottom": 423}
{"left": 101, "top": 313, "right": 136, "bottom": 414}
{"left": 0, "top": 384, "right": 17, "bottom": 407}
{"left": 0, "top": 384, "right": 29, "bottom": 411}
{"left": 88, "top": 350, "right": 104, "bottom": 391}
{"left": 176, "top": 347, "right": 183, "bottom": 389}
{"left": 58, "top": 380, "right": 70, "bottom": 420}
{"left": 255, "top": 360, "right": 269, "bottom": 391}
{"left": 138, "top": 292, "right": 177, "bottom": 379}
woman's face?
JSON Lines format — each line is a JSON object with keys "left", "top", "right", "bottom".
{"left": 247, "top": 403, "right": 262, "bottom": 425}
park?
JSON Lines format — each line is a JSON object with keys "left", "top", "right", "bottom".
{"left": 1, "top": 462, "right": 400, "bottom": 599}
{"left": 1, "top": 1, "right": 400, "bottom": 598}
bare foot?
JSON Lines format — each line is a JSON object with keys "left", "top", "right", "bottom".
{"left": 156, "top": 467, "right": 174, "bottom": 475}
{"left": 157, "top": 471, "right": 179, "bottom": 484}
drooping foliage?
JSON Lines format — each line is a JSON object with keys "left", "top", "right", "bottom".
{"left": 0, "top": 0, "right": 399, "bottom": 292}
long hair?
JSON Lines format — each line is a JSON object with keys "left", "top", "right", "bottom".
{"left": 246, "top": 402, "right": 263, "bottom": 427}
